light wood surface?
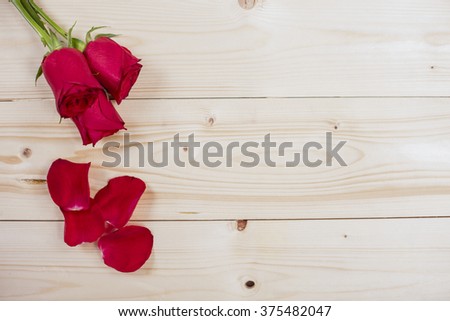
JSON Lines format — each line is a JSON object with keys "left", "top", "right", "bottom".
{"left": 1, "top": 98, "right": 450, "bottom": 221}
{"left": 2, "top": 219, "right": 450, "bottom": 300}
{"left": 2, "top": 0, "right": 450, "bottom": 300}
{"left": 2, "top": 0, "right": 450, "bottom": 99}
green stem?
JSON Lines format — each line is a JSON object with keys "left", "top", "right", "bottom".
{"left": 27, "top": 0, "right": 68, "bottom": 38}
{"left": 10, "top": 0, "right": 54, "bottom": 49}
{"left": 20, "top": 0, "right": 46, "bottom": 30}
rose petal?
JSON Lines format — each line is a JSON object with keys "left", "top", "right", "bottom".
{"left": 47, "top": 159, "right": 90, "bottom": 211}
{"left": 118, "top": 63, "right": 142, "bottom": 104}
{"left": 62, "top": 199, "right": 106, "bottom": 247}
{"left": 93, "top": 176, "right": 146, "bottom": 228}
{"left": 98, "top": 226, "right": 153, "bottom": 272}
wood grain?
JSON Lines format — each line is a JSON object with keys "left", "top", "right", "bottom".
{"left": 2, "top": 0, "right": 450, "bottom": 301}
{"left": 1, "top": 98, "right": 450, "bottom": 221}
{"left": 2, "top": 0, "right": 450, "bottom": 99}
{"left": 2, "top": 219, "right": 450, "bottom": 300}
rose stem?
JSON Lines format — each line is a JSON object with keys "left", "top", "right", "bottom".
{"left": 10, "top": 0, "right": 59, "bottom": 50}
{"left": 27, "top": 0, "right": 68, "bottom": 39}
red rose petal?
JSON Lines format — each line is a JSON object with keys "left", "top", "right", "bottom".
{"left": 98, "top": 226, "right": 153, "bottom": 272}
{"left": 62, "top": 199, "right": 106, "bottom": 247}
{"left": 47, "top": 159, "right": 90, "bottom": 211}
{"left": 93, "top": 176, "right": 146, "bottom": 228}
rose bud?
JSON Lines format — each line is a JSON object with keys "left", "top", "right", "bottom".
{"left": 42, "top": 48, "right": 104, "bottom": 118}
{"left": 71, "top": 92, "right": 126, "bottom": 146}
{"left": 84, "top": 37, "right": 142, "bottom": 104}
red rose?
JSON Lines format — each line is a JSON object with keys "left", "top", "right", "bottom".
{"left": 42, "top": 48, "right": 104, "bottom": 118}
{"left": 84, "top": 37, "right": 142, "bottom": 104}
{"left": 42, "top": 47, "right": 126, "bottom": 146}
{"left": 71, "top": 92, "right": 126, "bottom": 146}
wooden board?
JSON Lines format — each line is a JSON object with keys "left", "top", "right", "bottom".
{"left": 2, "top": 0, "right": 450, "bottom": 301}
{"left": 2, "top": 219, "right": 450, "bottom": 300}
{"left": 2, "top": 0, "right": 450, "bottom": 99}
{"left": 1, "top": 98, "right": 450, "bottom": 221}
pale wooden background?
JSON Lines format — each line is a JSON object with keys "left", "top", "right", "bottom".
{"left": 1, "top": 0, "right": 450, "bottom": 300}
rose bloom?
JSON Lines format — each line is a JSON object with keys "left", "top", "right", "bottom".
{"left": 84, "top": 37, "right": 142, "bottom": 104}
{"left": 42, "top": 48, "right": 125, "bottom": 145}
{"left": 42, "top": 48, "right": 104, "bottom": 118}
{"left": 71, "top": 92, "right": 125, "bottom": 146}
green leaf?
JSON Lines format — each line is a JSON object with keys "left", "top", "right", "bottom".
{"left": 85, "top": 26, "right": 108, "bottom": 43}
{"left": 67, "top": 21, "right": 76, "bottom": 48}
{"left": 95, "top": 33, "right": 119, "bottom": 40}
{"left": 48, "top": 29, "right": 62, "bottom": 51}
{"left": 35, "top": 64, "right": 43, "bottom": 85}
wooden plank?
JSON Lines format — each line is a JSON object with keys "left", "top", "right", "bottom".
{"left": 2, "top": 0, "right": 450, "bottom": 99}
{"left": 1, "top": 219, "right": 450, "bottom": 300}
{"left": 1, "top": 98, "right": 450, "bottom": 220}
